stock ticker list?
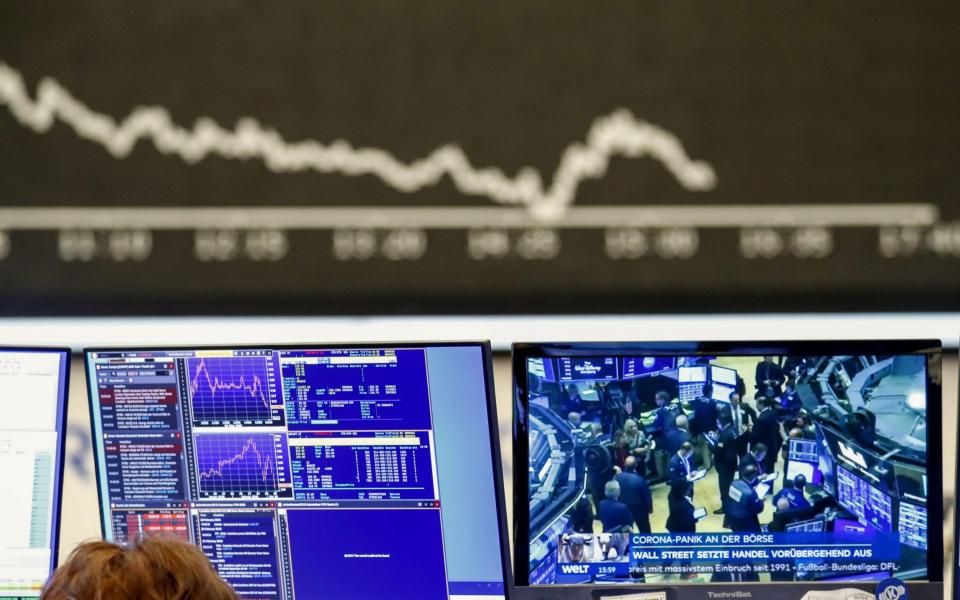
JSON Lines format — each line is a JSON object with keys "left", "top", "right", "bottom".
{"left": 89, "top": 347, "right": 442, "bottom": 596}
{"left": 280, "top": 349, "right": 433, "bottom": 430}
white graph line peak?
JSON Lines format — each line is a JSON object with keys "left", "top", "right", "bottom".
{"left": 0, "top": 61, "right": 717, "bottom": 221}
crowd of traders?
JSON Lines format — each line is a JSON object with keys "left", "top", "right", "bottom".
{"left": 559, "top": 357, "right": 817, "bottom": 543}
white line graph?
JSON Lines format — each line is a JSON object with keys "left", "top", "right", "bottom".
{"left": 0, "top": 61, "right": 717, "bottom": 222}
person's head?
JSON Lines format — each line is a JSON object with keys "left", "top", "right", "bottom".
{"left": 776, "top": 497, "right": 791, "bottom": 512}
{"left": 566, "top": 383, "right": 578, "bottom": 396}
{"left": 756, "top": 396, "right": 769, "bottom": 411}
{"left": 623, "top": 455, "right": 638, "bottom": 473}
{"left": 675, "top": 414, "right": 689, "bottom": 432}
{"left": 764, "top": 356, "right": 775, "bottom": 364}
{"left": 668, "top": 479, "right": 689, "bottom": 500}
{"left": 793, "top": 474, "right": 807, "bottom": 490}
{"left": 679, "top": 441, "right": 694, "bottom": 458}
{"left": 740, "top": 464, "right": 758, "bottom": 483}
{"left": 568, "top": 412, "right": 582, "bottom": 427}
{"left": 654, "top": 391, "right": 669, "bottom": 406}
{"left": 788, "top": 427, "right": 804, "bottom": 440}
{"left": 604, "top": 480, "right": 621, "bottom": 501}
{"left": 591, "top": 423, "right": 603, "bottom": 437}
{"left": 752, "top": 443, "right": 767, "bottom": 462}
{"left": 717, "top": 410, "right": 732, "bottom": 430}
{"left": 729, "top": 392, "right": 741, "bottom": 405}
{"left": 41, "top": 537, "right": 238, "bottom": 600}
{"left": 701, "top": 383, "right": 713, "bottom": 398}
{"left": 612, "top": 429, "right": 626, "bottom": 447}
{"left": 624, "top": 419, "right": 639, "bottom": 436}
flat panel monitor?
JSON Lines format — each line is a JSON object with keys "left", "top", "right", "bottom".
{"left": 785, "top": 438, "right": 823, "bottom": 485}
{"left": 710, "top": 383, "right": 735, "bottom": 403}
{"left": 512, "top": 340, "right": 942, "bottom": 597}
{"left": 558, "top": 357, "right": 618, "bottom": 382}
{"left": 0, "top": 347, "right": 70, "bottom": 598}
{"left": 677, "top": 365, "right": 707, "bottom": 383}
{"left": 833, "top": 518, "right": 868, "bottom": 534}
{"left": 785, "top": 517, "right": 825, "bottom": 533}
{"left": 710, "top": 365, "right": 737, "bottom": 387}
{"left": 835, "top": 465, "right": 894, "bottom": 532}
{"left": 898, "top": 502, "right": 927, "bottom": 551}
{"left": 85, "top": 343, "right": 509, "bottom": 600}
{"left": 528, "top": 357, "right": 557, "bottom": 382}
{"left": 621, "top": 357, "right": 674, "bottom": 380}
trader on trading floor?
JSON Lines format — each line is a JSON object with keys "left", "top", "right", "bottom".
{"left": 712, "top": 411, "right": 739, "bottom": 515}
{"left": 755, "top": 356, "right": 785, "bottom": 397}
{"left": 615, "top": 456, "right": 653, "bottom": 533}
{"left": 725, "top": 464, "right": 764, "bottom": 533}
{"left": 690, "top": 383, "right": 718, "bottom": 470}
{"left": 667, "top": 441, "right": 696, "bottom": 495}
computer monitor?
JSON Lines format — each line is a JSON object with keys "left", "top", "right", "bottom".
{"left": 513, "top": 340, "right": 943, "bottom": 597}
{"left": 833, "top": 518, "right": 868, "bottom": 534}
{"left": 677, "top": 365, "right": 707, "bottom": 383}
{"left": 785, "top": 517, "right": 825, "bottom": 533}
{"left": 85, "top": 343, "right": 509, "bottom": 600}
{"left": 621, "top": 357, "right": 674, "bottom": 379}
{"left": 835, "top": 465, "right": 894, "bottom": 532}
{"left": 899, "top": 501, "right": 927, "bottom": 551}
{"left": 528, "top": 357, "right": 557, "bottom": 382}
{"left": 785, "top": 438, "right": 823, "bottom": 485}
{"left": 710, "top": 383, "right": 736, "bottom": 403}
{"left": 710, "top": 365, "right": 737, "bottom": 387}
{"left": 0, "top": 347, "right": 70, "bottom": 598}
{"left": 558, "top": 357, "right": 618, "bottom": 382}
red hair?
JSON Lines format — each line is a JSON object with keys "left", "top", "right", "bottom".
{"left": 42, "top": 537, "right": 238, "bottom": 600}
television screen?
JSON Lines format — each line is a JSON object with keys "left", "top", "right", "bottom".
{"left": 514, "top": 341, "right": 942, "bottom": 588}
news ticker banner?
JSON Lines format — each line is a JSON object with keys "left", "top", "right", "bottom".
{"left": 555, "top": 532, "right": 901, "bottom": 581}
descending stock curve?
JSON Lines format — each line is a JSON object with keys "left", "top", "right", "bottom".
{"left": 199, "top": 437, "right": 274, "bottom": 484}
{"left": 190, "top": 357, "right": 269, "bottom": 409}
{"left": 0, "top": 61, "right": 717, "bottom": 222}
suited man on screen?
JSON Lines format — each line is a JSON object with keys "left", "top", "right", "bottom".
{"left": 598, "top": 480, "right": 634, "bottom": 533}
{"left": 755, "top": 356, "right": 785, "bottom": 397}
{"left": 728, "top": 392, "right": 756, "bottom": 457}
{"left": 615, "top": 456, "right": 653, "bottom": 533}
{"left": 739, "top": 443, "right": 767, "bottom": 478}
{"left": 712, "top": 411, "right": 739, "bottom": 515}
{"left": 726, "top": 465, "right": 764, "bottom": 533}
{"left": 667, "top": 441, "right": 696, "bottom": 496}
{"left": 752, "top": 397, "right": 783, "bottom": 473}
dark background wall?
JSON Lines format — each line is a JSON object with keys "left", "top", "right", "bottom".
{"left": 0, "top": 1, "right": 958, "bottom": 315}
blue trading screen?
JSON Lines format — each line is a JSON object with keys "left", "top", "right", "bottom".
{"left": 621, "top": 357, "right": 674, "bottom": 379}
{"left": 836, "top": 466, "right": 894, "bottom": 533}
{"left": 523, "top": 350, "right": 935, "bottom": 586}
{"left": 558, "top": 357, "right": 618, "bottom": 381}
{"left": 87, "top": 345, "right": 506, "bottom": 600}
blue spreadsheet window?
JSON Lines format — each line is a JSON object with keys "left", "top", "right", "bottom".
{"left": 86, "top": 346, "right": 506, "bottom": 600}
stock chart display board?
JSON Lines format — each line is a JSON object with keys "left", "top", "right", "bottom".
{"left": 0, "top": 2, "right": 958, "bottom": 314}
